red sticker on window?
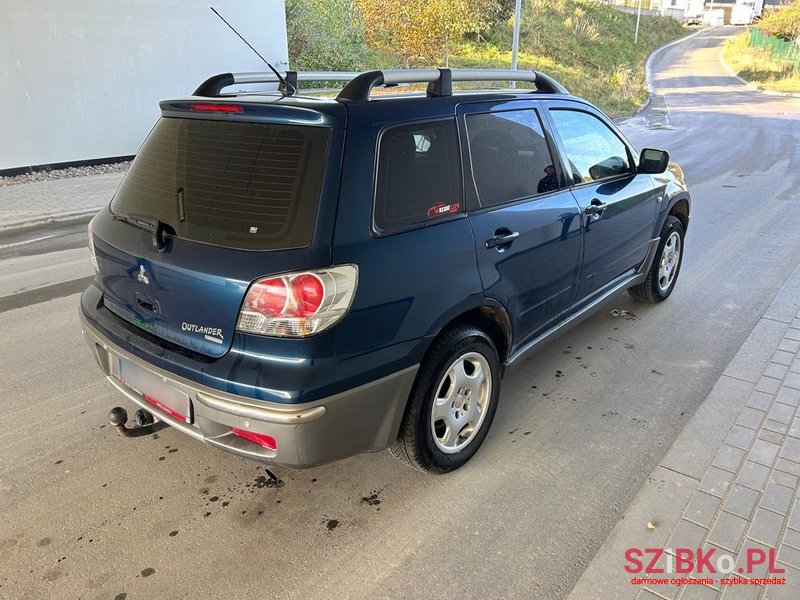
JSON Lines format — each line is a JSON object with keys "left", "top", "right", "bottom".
{"left": 427, "top": 202, "right": 461, "bottom": 217}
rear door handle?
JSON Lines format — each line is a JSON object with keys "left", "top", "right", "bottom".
{"left": 485, "top": 230, "right": 520, "bottom": 249}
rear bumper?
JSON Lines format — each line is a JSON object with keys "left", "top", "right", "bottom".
{"left": 80, "top": 310, "right": 418, "bottom": 468}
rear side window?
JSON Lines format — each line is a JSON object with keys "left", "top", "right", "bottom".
{"left": 466, "top": 109, "right": 556, "bottom": 208}
{"left": 110, "top": 118, "right": 330, "bottom": 250}
{"left": 374, "top": 120, "right": 462, "bottom": 234}
{"left": 550, "top": 109, "right": 632, "bottom": 184}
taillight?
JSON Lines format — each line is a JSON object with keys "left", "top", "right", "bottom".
{"left": 236, "top": 265, "right": 358, "bottom": 338}
{"left": 189, "top": 103, "right": 244, "bottom": 113}
{"left": 291, "top": 274, "right": 324, "bottom": 316}
{"left": 249, "top": 278, "right": 289, "bottom": 316}
{"left": 87, "top": 215, "right": 99, "bottom": 273}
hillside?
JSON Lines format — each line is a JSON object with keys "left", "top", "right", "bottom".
{"left": 286, "top": 0, "right": 688, "bottom": 116}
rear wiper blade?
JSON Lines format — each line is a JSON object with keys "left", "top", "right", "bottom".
{"left": 113, "top": 212, "right": 158, "bottom": 231}
{"left": 113, "top": 213, "right": 174, "bottom": 251}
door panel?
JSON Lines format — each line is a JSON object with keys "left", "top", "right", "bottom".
{"left": 459, "top": 102, "right": 583, "bottom": 349}
{"left": 569, "top": 175, "right": 657, "bottom": 298}
{"left": 546, "top": 104, "right": 658, "bottom": 298}
{"left": 469, "top": 196, "right": 583, "bottom": 344}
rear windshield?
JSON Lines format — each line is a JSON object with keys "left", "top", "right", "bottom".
{"left": 110, "top": 117, "right": 330, "bottom": 250}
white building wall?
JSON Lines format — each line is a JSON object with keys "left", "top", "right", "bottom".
{"left": 0, "top": 0, "right": 288, "bottom": 171}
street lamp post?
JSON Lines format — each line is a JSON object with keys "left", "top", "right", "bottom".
{"left": 511, "top": 0, "right": 522, "bottom": 88}
{"left": 635, "top": 0, "right": 642, "bottom": 44}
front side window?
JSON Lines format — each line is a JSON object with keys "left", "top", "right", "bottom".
{"left": 374, "top": 120, "right": 462, "bottom": 234}
{"left": 550, "top": 109, "right": 632, "bottom": 185}
{"left": 466, "top": 109, "right": 557, "bottom": 208}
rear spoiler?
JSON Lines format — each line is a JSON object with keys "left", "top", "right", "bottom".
{"left": 193, "top": 68, "right": 569, "bottom": 102}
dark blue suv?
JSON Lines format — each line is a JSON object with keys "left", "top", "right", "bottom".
{"left": 81, "top": 68, "right": 690, "bottom": 473}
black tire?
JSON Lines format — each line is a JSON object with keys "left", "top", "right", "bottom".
{"left": 628, "top": 215, "right": 685, "bottom": 303}
{"left": 390, "top": 325, "right": 501, "bottom": 473}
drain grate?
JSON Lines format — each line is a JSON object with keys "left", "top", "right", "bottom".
{"left": 645, "top": 94, "right": 674, "bottom": 130}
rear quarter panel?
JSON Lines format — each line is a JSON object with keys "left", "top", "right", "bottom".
{"left": 331, "top": 98, "right": 484, "bottom": 361}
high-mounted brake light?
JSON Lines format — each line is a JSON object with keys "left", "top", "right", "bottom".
{"left": 236, "top": 265, "right": 358, "bottom": 338}
{"left": 189, "top": 103, "right": 244, "bottom": 113}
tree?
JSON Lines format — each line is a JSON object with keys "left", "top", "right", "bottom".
{"left": 356, "top": 0, "right": 499, "bottom": 67}
{"left": 758, "top": 0, "right": 800, "bottom": 41}
{"left": 286, "top": 0, "right": 369, "bottom": 71}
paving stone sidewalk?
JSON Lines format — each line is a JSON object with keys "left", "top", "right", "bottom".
{"left": 569, "top": 264, "right": 800, "bottom": 600}
{"left": 0, "top": 172, "right": 123, "bottom": 229}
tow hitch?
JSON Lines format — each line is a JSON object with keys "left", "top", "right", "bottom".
{"left": 108, "top": 406, "right": 165, "bottom": 437}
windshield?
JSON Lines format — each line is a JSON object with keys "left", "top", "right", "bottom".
{"left": 110, "top": 117, "right": 330, "bottom": 251}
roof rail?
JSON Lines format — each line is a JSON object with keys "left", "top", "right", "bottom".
{"left": 337, "top": 69, "right": 569, "bottom": 101}
{"left": 192, "top": 68, "right": 569, "bottom": 100}
{"left": 193, "top": 71, "right": 361, "bottom": 97}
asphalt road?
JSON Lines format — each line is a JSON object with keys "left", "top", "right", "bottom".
{"left": 1, "top": 28, "right": 799, "bottom": 600}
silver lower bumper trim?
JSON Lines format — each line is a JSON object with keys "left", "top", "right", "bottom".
{"left": 80, "top": 309, "right": 419, "bottom": 467}
{"left": 194, "top": 391, "right": 326, "bottom": 425}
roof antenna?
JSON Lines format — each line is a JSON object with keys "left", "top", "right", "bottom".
{"left": 209, "top": 6, "right": 296, "bottom": 95}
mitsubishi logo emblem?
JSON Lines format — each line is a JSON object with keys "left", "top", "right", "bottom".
{"left": 137, "top": 265, "right": 150, "bottom": 285}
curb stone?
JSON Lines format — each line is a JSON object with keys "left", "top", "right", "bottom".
{"left": 0, "top": 209, "right": 101, "bottom": 232}
{"left": 0, "top": 170, "right": 123, "bottom": 232}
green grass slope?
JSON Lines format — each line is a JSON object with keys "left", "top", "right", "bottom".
{"left": 451, "top": 0, "right": 688, "bottom": 116}
{"left": 723, "top": 32, "right": 800, "bottom": 94}
{"left": 286, "top": 0, "right": 688, "bottom": 116}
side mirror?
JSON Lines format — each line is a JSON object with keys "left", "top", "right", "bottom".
{"left": 588, "top": 156, "right": 629, "bottom": 180}
{"left": 638, "top": 148, "right": 670, "bottom": 174}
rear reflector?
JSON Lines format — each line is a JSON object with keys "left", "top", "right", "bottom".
{"left": 189, "top": 103, "right": 244, "bottom": 113}
{"left": 231, "top": 428, "right": 277, "bottom": 451}
{"left": 143, "top": 393, "right": 190, "bottom": 423}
